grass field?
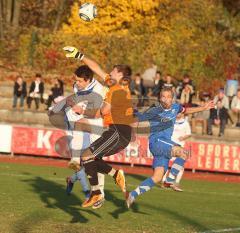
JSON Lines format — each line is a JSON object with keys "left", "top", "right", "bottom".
{"left": 0, "top": 162, "right": 240, "bottom": 233}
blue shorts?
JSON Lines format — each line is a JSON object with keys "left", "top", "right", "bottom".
{"left": 149, "top": 137, "right": 179, "bottom": 171}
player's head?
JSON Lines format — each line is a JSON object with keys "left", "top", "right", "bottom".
{"left": 74, "top": 65, "right": 93, "bottom": 90}
{"left": 110, "top": 64, "right": 132, "bottom": 84}
{"left": 159, "top": 87, "right": 174, "bottom": 109}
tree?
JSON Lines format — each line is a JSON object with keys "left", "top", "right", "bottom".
{"left": 62, "top": 0, "right": 163, "bottom": 35}
{"left": 53, "top": 0, "right": 66, "bottom": 32}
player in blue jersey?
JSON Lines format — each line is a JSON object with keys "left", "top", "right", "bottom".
{"left": 126, "top": 87, "right": 214, "bottom": 208}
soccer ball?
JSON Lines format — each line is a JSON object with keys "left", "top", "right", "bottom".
{"left": 79, "top": 3, "right": 97, "bottom": 22}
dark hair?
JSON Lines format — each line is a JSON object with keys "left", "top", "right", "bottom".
{"left": 113, "top": 64, "right": 132, "bottom": 79}
{"left": 160, "top": 87, "right": 174, "bottom": 98}
{"left": 135, "top": 73, "right": 141, "bottom": 77}
{"left": 156, "top": 71, "right": 161, "bottom": 75}
{"left": 74, "top": 65, "right": 93, "bottom": 82}
{"left": 36, "top": 73, "right": 42, "bottom": 78}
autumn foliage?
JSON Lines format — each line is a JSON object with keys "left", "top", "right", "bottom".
{"left": 0, "top": 0, "right": 239, "bottom": 90}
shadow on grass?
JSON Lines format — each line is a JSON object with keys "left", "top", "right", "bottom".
{"left": 123, "top": 174, "right": 208, "bottom": 232}
{"left": 103, "top": 189, "right": 149, "bottom": 219}
{"left": 21, "top": 176, "right": 101, "bottom": 223}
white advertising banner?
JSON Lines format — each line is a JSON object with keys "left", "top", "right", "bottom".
{"left": 0, "top": 124, "right": 12, "bottom": 153}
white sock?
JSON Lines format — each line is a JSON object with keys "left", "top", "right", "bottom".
{"left": 98, "top": 173, "right": 105, "bottom": 198}
{"left": 175, "top": 168, "right": 184, "bottom": 184}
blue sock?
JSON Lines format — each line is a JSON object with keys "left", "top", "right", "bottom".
{"left": 131, "top": 177, "right": 155, "bottom": 199}
{"left": 166, "top": 157, "right": 185, "bottom": 183}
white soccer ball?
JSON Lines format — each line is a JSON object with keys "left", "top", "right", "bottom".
{"left": 79, "top": 3, "right": 97, "bottom": 22}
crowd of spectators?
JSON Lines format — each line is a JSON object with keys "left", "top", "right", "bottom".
{"left": 11, "top": 69, "right": 240, "bottom": 137}
{"left": 12, "top": 73, "right": 64, "bottom": 111}
{"left": 129, "top": 67, "right": 240, "bottom": 137}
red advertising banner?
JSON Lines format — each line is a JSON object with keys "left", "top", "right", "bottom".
{"left": 12, "top": 126, "right": 66, "bottom": 157}
{"left": 11, "top": 126, "right": 240, "bottom": 174}
{"left": 188, "top": 141, "right": 240, "bottom": 173}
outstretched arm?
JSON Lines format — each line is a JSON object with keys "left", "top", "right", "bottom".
{"left": 81, "top": 56, "right": 107, "bottom": 80}
{"left": 134, "top": 106, "right": 161, "bottom": 122}
{"left": 185, "top": 101, "right": 214, "bottom": 115}
{"left": 63, "top": 46, "right": 108, "bottom": 81}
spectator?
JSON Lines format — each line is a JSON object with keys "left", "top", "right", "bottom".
{"left": 27, "top": 73, "right": 44, "bottom": 110}
{"left": 231, "top": 89, "right": 240, "bottom": 126}
{"left": 191, "top": 99, "right": 210, "bottom": 135}
{"left": 58, "top": 78, "right": 64, "bottom": 96}
{"left": 163, "top": 74, "right": 176, "bottom": 100}
{"left": 163, "top": 74, "right": 175, "bottom": 89}
{"left": 150, "top": 71, "right": 164, "bottom": 98}
{"left": 141, "top": 64, "right": 157, "bottom": 99}
{"left": 176, "top": 74, "right": 195, "bottom": 101}
{"left": 213, "top": 88, "right": 229, "bottom": 109}
{"left": 12, "top": 76, "right": 27, "bottom": 109}
{"left": 180, "top": 84, "right": 194, "bottom": 107}
{"left": 45, "top": 78, "right": 64, "bottom": 110}
{"left": 130, "top": 73, "right": 144, "bottom": 107}
{"left": 207, "top": 100, "right": 231, "bottom": 137}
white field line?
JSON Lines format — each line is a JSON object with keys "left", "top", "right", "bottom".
{"left": 199, "top": 227, "right": 240, "bottom": 233}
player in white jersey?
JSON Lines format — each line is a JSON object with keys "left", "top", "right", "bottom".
{"left": 50, "top": 65, "right": 106, "bottom": 208}
{"left": 163, "top": 113, "right": 191, "bottom": 191}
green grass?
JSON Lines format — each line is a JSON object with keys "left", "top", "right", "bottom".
{"left": 0, "top": 162, "right": 240, "bottom": 233}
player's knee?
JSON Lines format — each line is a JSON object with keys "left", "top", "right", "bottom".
{"left": 173, "top": 147, "right": 188, "bottom": 160}
{"left": 81, "top": 149, "right": 95, "bottom": 162}
{"left": 179, "top": 149, "right": 189, "bottom": 160}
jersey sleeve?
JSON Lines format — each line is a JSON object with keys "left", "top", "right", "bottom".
{"left": 135, "top": 106, "right": 160, "bottom": 122}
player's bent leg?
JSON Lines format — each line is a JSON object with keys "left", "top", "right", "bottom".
{"left": 92, "top": 173, "right": 105, "bottom": 209}
{"left": 96, "top": 159, "right": 126, "bottom": 193}
{"left": 81, "top": 167, "right": 103, "bottom": 208}
{"left": 76, "top": 169, "right": 91, "bottom": 199}
{"left": 81, "top": 150, "right": 103, "bottom": 208}
{"left": 126, "top": 166, "right": 165, "bottom": 208}
{"left": 164, "top": 146, "right": 188, "bottom": 189}
{"left": 81, "top": 148, "right": 95, "bottom": 161}
{"left": 97, "top": 172, "right": 105, "bottom": 198}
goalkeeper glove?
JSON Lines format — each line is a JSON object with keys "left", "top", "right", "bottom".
{"left": 63, "top": 46, "right": 84, "bottom": 60}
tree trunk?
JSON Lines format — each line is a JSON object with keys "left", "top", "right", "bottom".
{"left": 12, "top": 0, "right": 21, "bottom": 28}
{"left": 41, "top": 0, "right": 48, "bottom": 28}
{"left": 53, "top": 0, "right": 65, "bottom": 32}
{"left": 0, "top": 0, "right": 4, "bottom": 40}
{"left": 6, "top": 0, "right": 12, "bottom": 25}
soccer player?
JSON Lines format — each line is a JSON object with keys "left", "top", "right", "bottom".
{"left": 126, "top": 87, "right": 214, "bottom": 208}
{"left": 162, "top": 112, "right": 191, "bottom": 192}
{"left": 50, "top": 65, "right": 106, "bottom": 208}
{"left": 63, "top": 46, "right": 134, "bottom": 208}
